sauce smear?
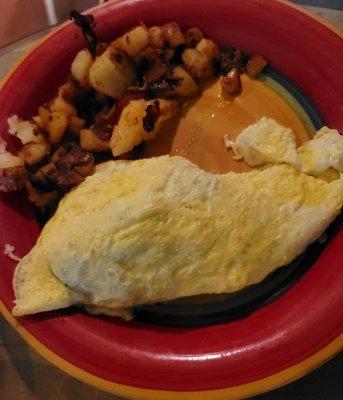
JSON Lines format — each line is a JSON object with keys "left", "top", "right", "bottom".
{"left": 142, "top": 75, "right": 310, "bottom": 173}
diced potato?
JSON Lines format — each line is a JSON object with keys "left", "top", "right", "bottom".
{"left": 17, "top": 141, "right": 50, "bottom": 166}
{"left": 162, "top": 22, "right": 185, "bottom": 48}
{"left": 58, "top": 79, "right": 79, "bottom": 102}
{"left": 51, "top": 96, "right": 77, "bottom": 117}
{"left": 71, "top": 49, "right": 94, "bottom": 87}
{"left": 169, "top": 66, "right": 198, "bottom": 97}
{"left": 7, "top": 116, "right": 42, "bottom": 144}
{"left": 69, "top": 115, "right": 85, "bottom": 136}
{"left": 48, "top": 112, "right": 69, "bottom": 143}
{"left": 196, "top": 39, "right": 220, "bottom": 60}
{"left": 185, "top": 27, "right": 204, "bottom": 47}
{"left": 113, "top": 25, "right": 150, "bottom": 58}
{"left": 148, "top": 26, "right": 166, "bottom": 49}
{"left": 89, "top": 47, "right": 135, "bottom": 98}
{"left": 80, "top": 129, "right": 110, "bottom": 152}
{"left": 111, "top": 99, "right": 178, "bottom": 156}
{"left": 181, "top": 48, "right": 214, "bottom": 78}
{"left": 37, "top": 106, "right": 51, "bottom": 130}
{"left": 0, "top": 149, "right": 24, "bottom": 169}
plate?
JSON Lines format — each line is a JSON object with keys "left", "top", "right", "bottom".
{"left": 0, "top": 1, "right": 343, "bottom": 399}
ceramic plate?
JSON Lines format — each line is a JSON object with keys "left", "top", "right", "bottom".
{"left": 0, "top": 1, "right": 342, "bottom": 399}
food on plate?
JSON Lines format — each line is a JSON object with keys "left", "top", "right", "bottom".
{"left": 0, "top": 13, "right": 267, "bottom": 212}
{"left": 12, "top": 117, "right": 343, "bottom": 318}
{"left": 226, "top": 118, "right": 343, "bottom": 180}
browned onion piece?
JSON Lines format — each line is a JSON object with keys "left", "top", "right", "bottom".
{"left": 51, "top": 142, "right": 94, "bottom": 188}
{"left": 221, "top": 68, "right": 241, "bottom": 95}
{"left": 143, "top": 100, "right": 161, "bottom": 132}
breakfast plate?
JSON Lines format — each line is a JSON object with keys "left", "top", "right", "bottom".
{"left": 0, "top": 0, "right": 343, "bottom": 399}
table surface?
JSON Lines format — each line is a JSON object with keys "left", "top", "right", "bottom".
{"left": 0, "top": 2, "right": 342, "bottom": 399}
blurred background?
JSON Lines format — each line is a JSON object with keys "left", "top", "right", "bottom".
{"left": 0, "top": 0, "right": 342, "bottom": 48}
{"left": 0, "top": 0, "right": 100, "bottom": 47}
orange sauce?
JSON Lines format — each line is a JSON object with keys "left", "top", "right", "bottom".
{"left": 141, "top": 75, "right": 310, "bottom": 173}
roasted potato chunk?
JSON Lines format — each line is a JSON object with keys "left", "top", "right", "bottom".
{"left": 48, "top": 112, "right": 69, "bottom": 144}
{"left": 17, "top": 141, "right": 50, "bottom": 166}
{"left": 71, "top": 49, "right": 94, "bottom": 87}
{"left": 69, "top": 115, "right": 85, "bottom": 136}
{"left": 162, "top": 22, "right": 185, "bottom": 48}
{"left": 89, "top": 47, "right": 135, "bottom": 98}
{"left": 169, "top": 66, "right": 198, "bottom": 97}
{"left": 113, "top": 25, "right": 149, "bottom": 58}
{"left": 185, "top": 27, "right": 204, "bottom": 47}
{"left": 148, "top": 26, "right": 166, "bottom": 49}
{"left": 182, "top": 48, "right": 214, "bottom": 78}
{"left": 58, "top": 79, "right": 79, "bottom": 102}
{"left": 111, "top": 99, "right": 178, "bottom": 156}
{"left": 80, "top": 129, "right": 110, "bottom": 152}
{"left": 7, "top": 116, "right": 42, "bottom": 144}
{"left": 51, "top": 96, "right": 77, "bottom": 117}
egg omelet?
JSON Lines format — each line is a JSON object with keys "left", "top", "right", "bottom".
{"left": 12, "top": 151, "right": 343, "bottom": 318}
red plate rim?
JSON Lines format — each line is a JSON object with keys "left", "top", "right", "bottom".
{"left": 0, "top": 1, "right": 343, "bottom": 399}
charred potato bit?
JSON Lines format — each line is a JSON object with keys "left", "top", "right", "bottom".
{"left": 58, "top": 79, "right": 79, "bottom": 102}
{"left": 221, "top": 68, "right": 241, "bottom": 95}
{"left": 52, "top": 142, "right": 94, "bottom": 188}
{"left": 148, "top": 26, "right": 166, "bottom": 49}
{"left": 162, "top": 22, "right": 185, "bottom": 48}
{"left": 245, "top": 55, "right": 268, "bottom": 78}
{"left": 0, "top": 166, "right": 27, "bottom": 192}
{"left": 26, "top": 181, "right": 58, "bottom": 208}
{"left": 143, "top": 100, "right": 161, "bottom": 132}
{"left": 185, "top": 27, "right": 204, "bottom": 47}
{"left": 30, "top": 163, "right": 58, "bottom": 192}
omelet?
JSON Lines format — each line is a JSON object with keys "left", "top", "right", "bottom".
{"left": 12, "top": 153, "right": 343, "bottom": 318}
